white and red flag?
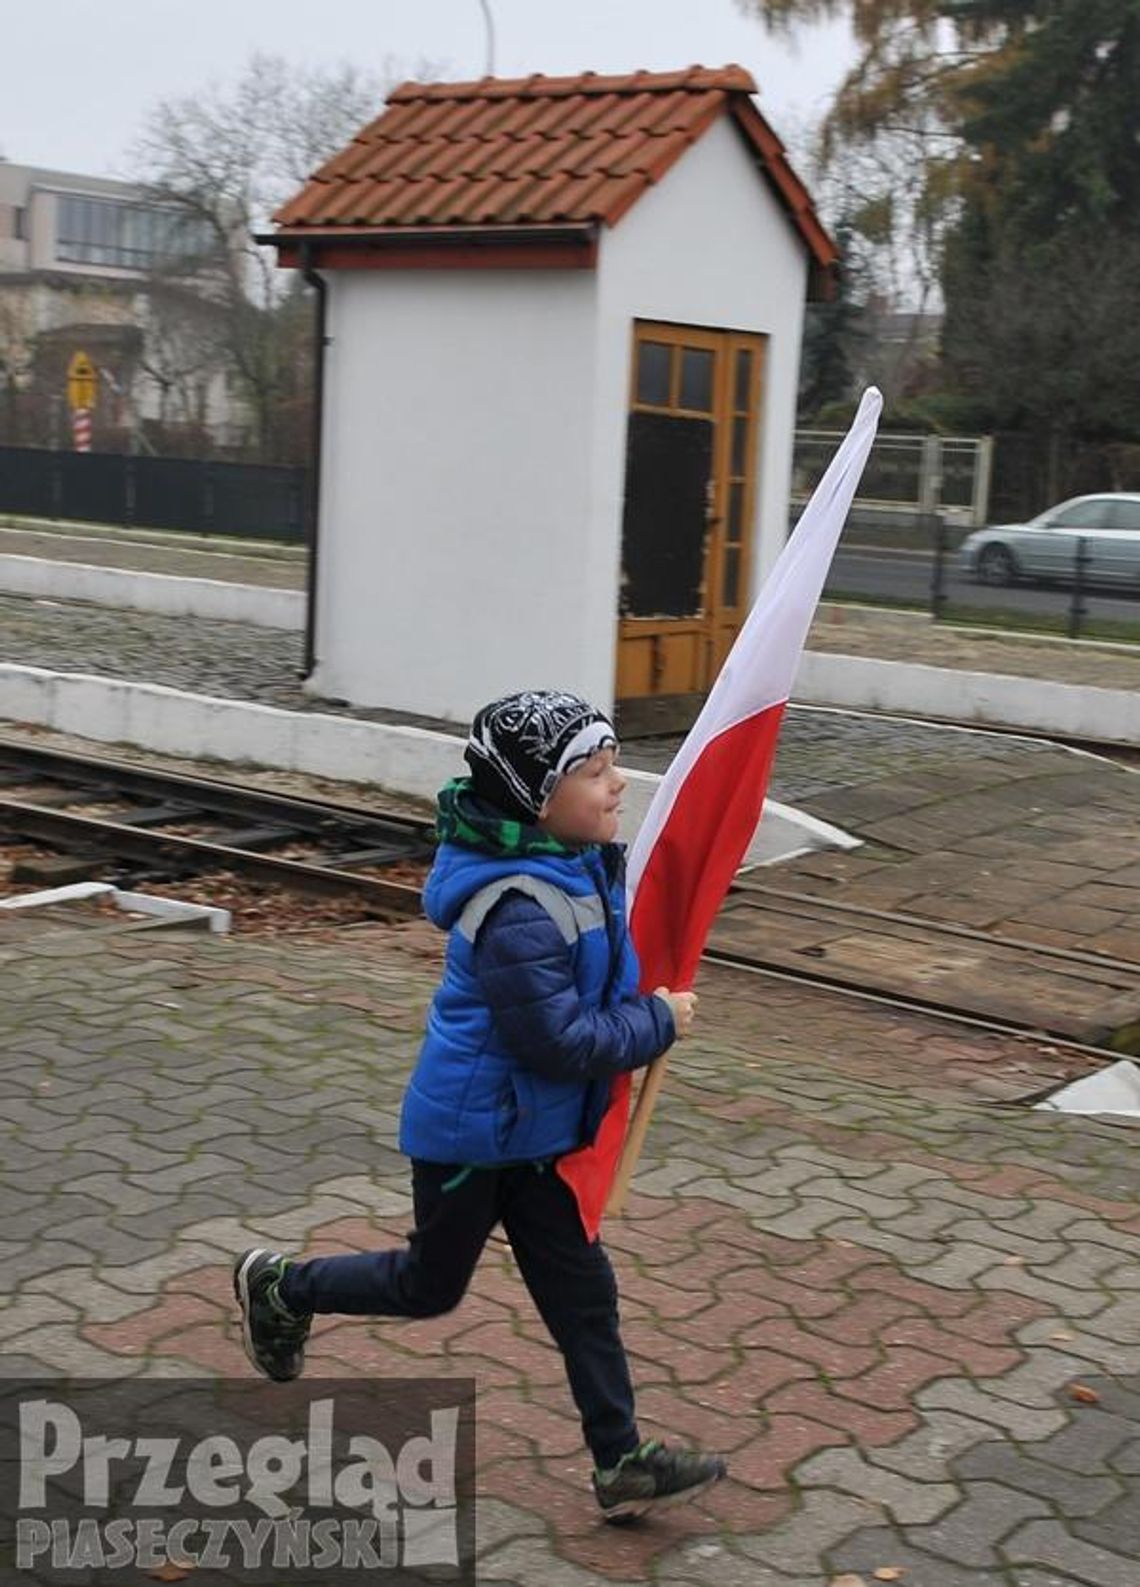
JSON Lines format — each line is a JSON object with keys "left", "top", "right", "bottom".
{"left": 558, "top": 386, "right": 883, "bottom": 1237}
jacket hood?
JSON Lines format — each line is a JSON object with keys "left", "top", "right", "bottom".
{"left": 425, "top": 778, "right": 601, "bottom": 930}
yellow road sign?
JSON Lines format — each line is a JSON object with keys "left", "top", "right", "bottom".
{"left": 67, "top": 351, "right": 97, "bottom": 412}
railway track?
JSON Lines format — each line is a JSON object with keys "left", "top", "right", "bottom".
{"left": 4, "top": 737, "right": 1138, "bottom": 1058}
{"left": 0, "top": 738, "right": 430, "bottom": 917}
{"left": 711, "top": 878, "right": 1140, "bottom": 1055}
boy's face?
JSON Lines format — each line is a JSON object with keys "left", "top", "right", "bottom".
{"left": 538, "top": 748, "right": 626, "bottom": 847}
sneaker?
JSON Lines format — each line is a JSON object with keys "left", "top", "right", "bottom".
{"left": 592, "top": 1440, "right": 727, "bottom": 1523}
{"left": 233, "top": 1248, "right": 312, "bottom": 1382}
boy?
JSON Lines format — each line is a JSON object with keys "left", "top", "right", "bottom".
{"left": 235, "top": 689, "right": 726, "bottom": 1521}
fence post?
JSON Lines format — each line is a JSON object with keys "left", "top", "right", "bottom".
{"left": 929, "top": 513, "right": 948, "bottom": 622}
{"left": 200, "top": 462, "right": 215, "bottom": 536}
{"left": 124, "top": 454, "right": 136, "bottom": 528}
{"left": 49, "top": 451, "right": 64, "bottom": 521}
{"left": 973, "top": 436, "right": 995, "bottom": 527}
{"left": 919, "top": 435, "right": 943, "bottom": 518}
{"left": 287, "top": 470, "right": 305, "bottom": 543}
{"left": 1069, "top": 537, "right": 1089, "bottom": 640}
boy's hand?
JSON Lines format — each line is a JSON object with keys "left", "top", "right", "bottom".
{"left": 654, "top": 987, "right": 697, "bottom": 1038}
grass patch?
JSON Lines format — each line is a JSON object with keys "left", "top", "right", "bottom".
{"left": 820, "top": 592, "right": 1140, "bottom": 646}
{"left": 822, "top": 592, "right": 928, "bottom": 613}
{"left": 940, "top": 604, "right": 1140, "bottom": 645}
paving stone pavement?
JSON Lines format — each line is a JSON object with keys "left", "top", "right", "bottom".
{"left": 1, "top": 910, "right": 1137, "bottom": 1586}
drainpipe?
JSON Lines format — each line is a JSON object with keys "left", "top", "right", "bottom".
{"left": 299, "top": 241, "right": 327, "bottom": 681}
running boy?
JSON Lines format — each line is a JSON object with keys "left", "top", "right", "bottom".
{"left": 235, "top": 689, "right": 726, "bottom": 1521}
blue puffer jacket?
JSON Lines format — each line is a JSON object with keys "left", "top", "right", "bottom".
{"left": 399, "top": 840, "right": 674, "bottom": 1165}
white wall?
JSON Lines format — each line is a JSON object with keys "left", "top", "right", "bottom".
{"left": 310, "top": 269, "right": 600, "bottom": 720}
{"left": 592, "top": 114, "right": 809, "bottom": 662}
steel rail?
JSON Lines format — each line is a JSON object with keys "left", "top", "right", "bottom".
{"left": 700, "top": 947, "right": 1133, "bottom": 1066}
{"left": 0, "top": 797, "right": 424, "bottom": 915}
{"left": 0, "top": 737, "right": 434, "bottom": 843}
{"left": 2, "top": 738, "right": 1135, "bottom": 1062}
{"left": 728, "top": 878, "right": 1140, "bottom": 978}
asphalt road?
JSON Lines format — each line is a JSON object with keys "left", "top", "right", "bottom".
{"left": 828, "top": 546, "right": 1140, "bottom": 626}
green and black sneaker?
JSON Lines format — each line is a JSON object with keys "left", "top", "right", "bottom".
{"left": 592, "top": 1440, "right": 727, "bottom": 1523}
{"left": 233, "top": 1248, "right": 312, "bottom": 1382}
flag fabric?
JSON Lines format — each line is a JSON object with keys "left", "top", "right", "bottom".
{"left": 557, "top": 387, "right": 884, "bottom": 1238}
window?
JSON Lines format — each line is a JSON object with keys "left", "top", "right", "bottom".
{"left": 1103, "top": 500, "right": 1140, "bottom": 532}
{"left": 1046, "top": 499, "right": 1110, "bottom": 530}
{"left": 635, "top": 341, "right": 671, "bottom": 406}
{"left": 55, "top": 194, "right": 212, "bottom": 270}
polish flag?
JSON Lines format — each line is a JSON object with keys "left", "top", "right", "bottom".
{"left": 559, "top": 387, "right": 883, "bottom": 1237}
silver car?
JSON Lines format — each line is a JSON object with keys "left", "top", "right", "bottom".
{"left": 960, "top": 493, "right": 1140, "bottom": 587}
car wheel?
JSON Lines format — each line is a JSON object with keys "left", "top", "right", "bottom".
{"left": 976, "top": 544, "right": 1019, "bottom": 586}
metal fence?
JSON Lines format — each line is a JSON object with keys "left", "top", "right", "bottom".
{"left": 0, "top": 446, "right": 308, "bottom": 542}
{"left": 822, "top": 512, "right": 1140, "bottom": 643}
{"left": 794, "top": 431, "right": 994, "bottom": 528}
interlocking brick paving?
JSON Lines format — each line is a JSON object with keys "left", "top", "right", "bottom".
{"left": 2, "top": 919, "right": 1137, "bottom": 1584}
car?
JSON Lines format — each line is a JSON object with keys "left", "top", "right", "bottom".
{"left": 959, "top": 493, "right": 1140, "bottom": 588}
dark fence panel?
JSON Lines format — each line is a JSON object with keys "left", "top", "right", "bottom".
{"left": 131, "top": 456, "right": 214, "bottom": 534}
{"left": 209, "top": 460, "right": 306, "bottom": 541}
{"left": 57, "top": 452, "right": 128, "bottom": 526}
{"left": 0, "top": 446, "right": 58, "bottom": 518}
{"left": 0, "top": 446, "right": 308, "bottom": 543}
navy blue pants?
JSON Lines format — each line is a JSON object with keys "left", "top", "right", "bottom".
{"left": 280, "top": 1159, "right": 641, "bottom": 1469}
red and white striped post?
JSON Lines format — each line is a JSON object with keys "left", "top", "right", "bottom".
{"left": 72, "top": 408, "right": 92, "bottom": 453}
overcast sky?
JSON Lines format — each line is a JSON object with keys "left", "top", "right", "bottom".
{"left": 5, "top": 0, "right": 853, "bottom": 179}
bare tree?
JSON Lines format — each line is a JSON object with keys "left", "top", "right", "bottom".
{"left": 0, "top": 287, "right": 41, "bottom": 443}
{"left": 135, "top": 280, "right": 232, "bottom": 449}
{"left": 130, "top": 51, "right": 443, "bottom": 461}
{"left": 807, "top": 114, "right": 958, "bottom": 403}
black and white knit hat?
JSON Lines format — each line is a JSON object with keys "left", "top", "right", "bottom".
{"left": 465, "top": 690, "right": 618, "bottom": 819}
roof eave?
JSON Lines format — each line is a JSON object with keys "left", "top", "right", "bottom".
{"left": 727, "top": 98, "right": 839, "bottom": 299}
{"left": 260, "top": 222, "right": 601, "bottom": 271}
{"left": 260, "top": 222, "right": 597, "bottom": 248}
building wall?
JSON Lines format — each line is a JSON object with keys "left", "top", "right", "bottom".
{"left": 591, "top": 113, "right": 809, "bottom": 661}
{"left": 0, "top": 165, "right": 163, "bottom": 282}
{"left": 310, "top": 268, "right": 601, "bottom": 719}
{"left": 0, "top": 162, "right": 250, "bottom": 452}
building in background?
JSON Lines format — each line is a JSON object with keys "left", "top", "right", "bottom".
{"left": 0, "top": 160, "right": 248, "bottom": 453}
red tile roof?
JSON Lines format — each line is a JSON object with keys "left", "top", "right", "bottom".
{"left": 274, "top": 66, "right": 836, "bottom": 283}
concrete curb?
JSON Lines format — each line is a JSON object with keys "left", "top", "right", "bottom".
{"left": 0, "top": 664, "right": 858, "bottom": 868}
{"left": 0, "top": 555, "right": 303, "bottom": 630}
{"left": 0, "top": 513, "right": 305, "bottom": 561}
{"left": 795, "top": 650, "right": 1140, "bottom": 746}
{"left": 0, "top": 880, "right": 231, "bottom": 934}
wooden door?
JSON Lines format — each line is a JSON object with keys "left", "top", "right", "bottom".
{"left": 616, "top": 322, "right": 766, "bottom": 715}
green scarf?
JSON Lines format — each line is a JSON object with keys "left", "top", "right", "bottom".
{"left": 435, "top": 778, "right": 575, "bottom": 858}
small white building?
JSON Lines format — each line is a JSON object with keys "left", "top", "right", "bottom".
{"left": 271, "top": 67, "right": 835, "bottom": 724}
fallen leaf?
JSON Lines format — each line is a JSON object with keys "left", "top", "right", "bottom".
{"left": 148, "top": 1564, "right": 193, "bottom": 1582}
{"left": 1069, "top": 1384, "right": 1101, "bottom": 1405}
{"left": 1003, "top": 1255, "right": 1026, "bottom": 1266}
{"left": 1050, "top": 1330, "right": 1075, "bottom": 1342}
{"left": 874, "top": 1571, "right": 906, "bottom": 1582}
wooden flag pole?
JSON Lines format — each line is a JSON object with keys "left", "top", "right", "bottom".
{"left": 605, "top": 1054, "right": 671, "bottom": 1215}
